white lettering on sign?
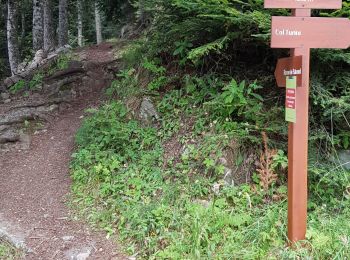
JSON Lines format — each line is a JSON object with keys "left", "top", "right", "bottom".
{"left": 286, "top": 100, "right": 295, "bottom": 109}
{"left": 295, "top": 0, "right": 314, "bottom": 2}
{"left": 275, "top": 29, "right": 302, "bottom": 36}
{"left": 284, "top": 68, "right": 302, "bottom": 76}
{"left": 286, "top": 89, "right": 296, "bottom": 96}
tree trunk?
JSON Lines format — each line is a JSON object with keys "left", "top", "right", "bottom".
{"left": 21, "top": 7, "right": 25, "bottom": 40}
{"left": 77, "top": 0, "right": 83, "bottom": 47}
{"left": 139, "top": 0, "right": 146, "bottom": 26}
{"left": 32, "top": 0, "right": 43, "bottom": 51}
{"left": 20, "top": 4, "right": 26, "bottom": 52}
{"left": 58, "top": 0, "right": 68, "bottom": 47}
{"left": 7, "top": 0, "right": 20, "bottom": 75}
{"left": 94, "top": 2, "right": 102, "bottom": 44}
{"left": 43, "top": 0, "right": 55, "bottom": 52}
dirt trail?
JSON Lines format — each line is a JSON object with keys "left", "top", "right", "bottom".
{"left": 0, "top": 43, "right": 127, "bottom": 259}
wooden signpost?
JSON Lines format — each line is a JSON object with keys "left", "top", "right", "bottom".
{"left": 265, "top": 1, "right": 350, "bottom": 243}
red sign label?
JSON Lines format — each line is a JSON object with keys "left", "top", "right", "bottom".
{"left": 286, "top": 99, "right": 296, "bottom": 109}
{"left": 275, "top": 56, "right": 302, "bottom": 87}
{"left": 271, "top": 17, "right": 350, "bottom": 49}
{"left": 286, "top": 88, "right": 296, "bottom": 109}
{"left": 285, "top": 76, "right": 297, "bottom": 123}
{"left": 265, "top": 0, "right": 342, "bottom": 9}
{"left": 286, "top": 89, "right": 296, "bottom": 98}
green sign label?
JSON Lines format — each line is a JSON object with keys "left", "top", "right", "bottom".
{"left": 285, "top": 76, "right": 297, "bottom": 123}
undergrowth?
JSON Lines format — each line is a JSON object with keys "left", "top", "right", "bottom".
{"left": 70, "top": 3, "right": 350, "bottom": 254}
{"left": 70, "top": 59, "right": 350, "bottom": 258}
{"left": 0, "top": 239, "right": 23, "bottom": 260}
{"left": 8, "top": 51, "right": 73, "bottom": 96}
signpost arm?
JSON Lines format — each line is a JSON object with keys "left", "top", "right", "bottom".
{"left": 287, "top": 8, "right": 311, "bottom": 243}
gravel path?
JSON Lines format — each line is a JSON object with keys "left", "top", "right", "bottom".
{"left": 0, "top": 43, "right": 127, "bottom": 260}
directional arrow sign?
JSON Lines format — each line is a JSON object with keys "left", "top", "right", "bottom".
{"left": 275, "top": 56, "right": 302, "bottom": 87}
{"left": 271, "top": 17, "right": 350, "bottom": 49}
{"left": 265, "top": 0, "right": 342, "bottom": 9}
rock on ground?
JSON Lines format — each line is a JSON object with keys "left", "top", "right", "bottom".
{"left": 139, "top": 97, "right": 160, "bottom": 123}
{"left": 334, "top": 150, "right": 350, "bottom": 170}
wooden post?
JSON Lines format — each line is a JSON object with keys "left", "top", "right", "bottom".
{"left": 287, "top": 8, "right": 310, "bottom": 243}
{"left": 266, "top": 0, "right": 349, "bottom": 244}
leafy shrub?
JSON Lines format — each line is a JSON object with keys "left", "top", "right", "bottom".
{"left": 29, "top": 72, "right": 44, "bottom": 90}
{"left": 146, "top": 0, "right": 273, "bottom": 67}
{"left": 106, "top": 68, "right": 140, "bottom": 98}
{"left": 121, "top": 40, "right": 145, "bottom": 68}
{"left": 47, "top": 53, "right": 73, "bottom": 76}
{"left": 210, "top": 79, "right": 263, "bottom": 122}
{"left": 173, "top": 40, "right": 193, "bottom": 65}
{"left": 56, "top": 54, "right": 71, "bottom": 70}
{"left": 9, "top": 80, "right": 26, "bottom": 94}
{"left": 0, "top": 239, "right": 23, "bottom": 259}
{"left": 308, "top": 162, "right": 350, "bottom": 210}
{"left": 142, "top": 59, "right": 168, "bottom": 91}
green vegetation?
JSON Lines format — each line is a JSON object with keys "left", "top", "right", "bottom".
{"left": 28, "top": 73, "right": 44, "bottom": 91}
{"left": 47, "top": 53, "right": 74, "bottom": 76}
{"left": 0, "top": 239, "right": 23, "bottom": 260}
{"left": 71, "top": 52, "right": 350, "bottom": 258}
{"left": 9, "top": 80, "right": 26, "bottom": 95}
{"left": 8, "top": 52, "right": 73, "bottom": 96}
{"left": 70, "top": 0, "right": 350, "bottom": 259}
{"left": 8, "top": 72, "right": 44, "bottom": 95}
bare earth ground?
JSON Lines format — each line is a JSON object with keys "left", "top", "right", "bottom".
{"left": 0, "top": 44, "right": 127, "bottom": 259}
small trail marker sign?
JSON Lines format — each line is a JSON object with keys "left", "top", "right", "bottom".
{"left": 285, "top": 76, "right": 297, "bottom": 123}
{"left": 275, "top": 56, "right": 302, "bottom": 87}
{"left": 265, "top": 0, "right": 350, "bottom": 244}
